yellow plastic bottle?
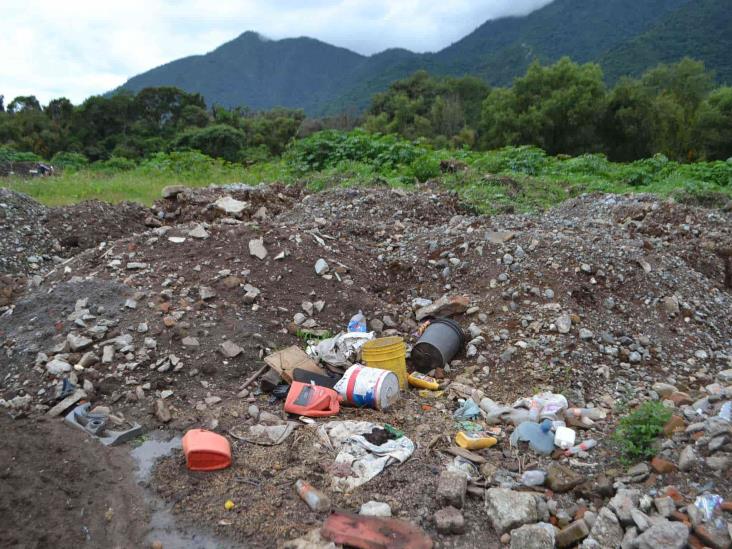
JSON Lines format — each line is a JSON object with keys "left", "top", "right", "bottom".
{"left": 455, "top": 431, "right": 498, "bottom": 450}
{"left": 408, "top": 372, "right": 440, "bottom": 390}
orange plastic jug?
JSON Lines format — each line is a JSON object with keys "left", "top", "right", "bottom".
{"left": 181, "top": 429, "right": 232, "bottom": 471}
{"left": 284, "top": 381, "right": 340, "bottom": 417}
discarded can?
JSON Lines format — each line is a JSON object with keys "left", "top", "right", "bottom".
{"left": 284, "top": 381, "right": 340, "bottom": 417}
{"left": 455, "top": 431, "right": 498, "bottom": 450}
{"left": 295, "top": 479, "right": 331, "bottom": 512}
{"left": 408, "top": 371, "right": 440, "bottom": 390}
{"left": 334, "top": 364, "right": 400, "bottom": 411}
{"left": 411, "top": 318, "right": 465, "bottom": 373}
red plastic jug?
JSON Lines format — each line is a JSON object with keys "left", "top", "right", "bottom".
{"left": 284, "top": 381, "right": 340, "bottom": 417}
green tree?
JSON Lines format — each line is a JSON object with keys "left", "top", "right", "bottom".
{"left": 170, "top": 124, "right": 246, "bottom": 161}
{"left": 480, "top": 58, "right": 607, "bottom": 155}
{"left": 694, "top": 87, "right": 732, "bottom": 160}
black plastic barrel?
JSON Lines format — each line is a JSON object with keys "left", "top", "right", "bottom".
{"left": 411, "top": 317, "right": 465, "bottom": 373}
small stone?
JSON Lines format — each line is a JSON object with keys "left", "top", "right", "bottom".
{"left": 369, "top": 319, "right": 384, "bottom": 332}
{"left": 502, "top": 254, "right": 514, "bottom": 265}
{"left": 556, "top": 314, "right": 572, "bottom": 334}
{"left": 155, "top": 399, "right": 171, "bottom": 423}
{"left": 359, "top": 501, "right": 391, "bottom": 517}
{"left": 485, "top": 231, "right": 516, "bottom": 244}
{"left": 188, "top": 225, "right": 209, "bottom": 239}
{"left": 664, "top": 415, "right": 686, "bottom": 436}
{"left": 78, "top": 352, "right": 99, "bottom": 367}
{"left": 46, "top": 358, "right": 72, "bottom": 375}
{"left": 102, "top": 345, "right": 114, "bottom": 364}
{"left": 437, "top": 470, "right": 467, "bottom": 509}
{"left": 293, "top": 313, "right": 307, "bottom": 326}
{"left": 651, "top": 456, "right": 677, "bottom": 474}
{"left": 546, "top": 463, "right": 584, "bottom": 493}
{"left": 433, "top": 506, "right": 465, "bottom": 535}
{"left": 609, "top": 489, "right": 641, "bottom": 525}
{"left": 510, "top": 523, "right": 554, "bottom": 549}
{"left": 579, "top": 328, "right": 594, "bottom": 340}
{"left": 662, "top": 296, "right": 680, "bottom": 316}
{"left": 556, "top": 519, "right": 590, "bottom": 548}
{"left": 67, "top": 333, "right": 93, "bottom": 352}
{"left": 249, "top": 238, "right": 267, "bottom": 260}
{"left": 213, "top": 196, "right": 248, "bottom": 215}
{"left": 125, "top": 299, "right": 137, "bottom": 309}
{"left": 220, "top": 340, "right": 243, "bottom": 358}
{"left": 204, "top": 396, "right": 222, "bottom": 405}
{"left": 652, "top": 382, "right": 677, "bottom": 398}
{"left": 314, "top": 258, "right": 329, "bottom": 275}
{"left": 182, "top": 336, "right": 200, "bottom": 348}
{"left": 631, "top": 508, "right": 651, "bottom": 532}
{"left": 199, "top": 286, "right": 217, "bottom": 301}
{"left": 654, "top": 496, "right": 675, "bottom": 517}
{"left": 126, "top": 262, "right": 148, "bottom": 270}
{"left": 301, "top": 301, "right": 314, "bottom": 316}
{"left": 706, "top": 455, "right": 731, "bottom": 471}
{"left": 717, "top": 369, "right": 732, "bottom": 383}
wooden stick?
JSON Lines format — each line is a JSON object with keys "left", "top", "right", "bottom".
{"left": 240, "top": 364, "right": 269, "bottom": 390}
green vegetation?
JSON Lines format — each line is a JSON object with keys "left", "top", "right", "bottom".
{"left": 366, "top": 58, "right": 732, "bottom": 162}
{"left": 111, "top": 0, "right": 729, "bottom": 115}
{"left": 612, "top": 401, "right": 673, "bottom": 463}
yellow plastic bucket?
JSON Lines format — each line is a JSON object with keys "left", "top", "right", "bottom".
{"left": 361, "top": 336, "right": 407, "bottom": 389}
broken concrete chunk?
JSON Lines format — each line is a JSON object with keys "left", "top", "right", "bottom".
{"left": 66, "top": 333, "right": 93, "bottom": 352}
{"left": 199, "top": 286, "right": 217, "bottom": 301}
{"left": 315, "top": 258, "right": 329, "bottom": 275}
{"left": 182, "top": 336, "right": 200, "bottom": 348}
{"left": 437, "top": 470, "right": 467, "bottom": 509}
{"left": 46, "top": 358, "right": 72, "bottom": 376}
{"left": 415, "top": 294, "right": 469, "bottom": 321}
{"left": 188, "top": 225, "right": 209, "bottom": 239}
{"left": 484, "top": 488, "right": 539, "bottom": 534}
{"left": 220, "top": 340, "right": 243, "bottom": 358}
{"left": 213, "top": 196, "right": 248, "bottom": 215}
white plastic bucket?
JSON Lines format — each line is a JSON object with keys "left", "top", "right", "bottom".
{"left": 334, "top": 364, "right": 400, "bottom": 411}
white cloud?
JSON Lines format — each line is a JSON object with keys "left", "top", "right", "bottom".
{"left": 0, "top": 0, "right": 552, "bottom": 105}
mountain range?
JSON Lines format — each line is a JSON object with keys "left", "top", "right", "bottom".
{"left": 116, "top": 0, "right": 731, "bottom": 115}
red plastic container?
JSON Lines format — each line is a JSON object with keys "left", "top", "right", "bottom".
{"left": 284, "top": 381, "right": 340, "bottom": 417}
{"left": 181, "top": 429, "right": 232, "bottom": 471}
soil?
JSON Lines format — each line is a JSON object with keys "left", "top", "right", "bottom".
{"left": 0, "top": 184, "right": 731, "bottom": 548}
{"left": 0, "top": 413, "right": 148, "bottom": 549}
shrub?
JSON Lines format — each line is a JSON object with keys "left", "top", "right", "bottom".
{"left": 94, "top": 156, "right": 137, "bottom": 172}
{"left": 0, "top": 145, "right": 43, "bottom": 163}
{"left": 51, "top": 151, "right": 89, "bottom": 171}
{"left": 613, "top": 401, "right": 672, "bottom": 462}
{"left": 410, "top": 154, "right": 441, "bottom": 182}
{"left": 170, "top": 124, "right": 247, "bottom": 162}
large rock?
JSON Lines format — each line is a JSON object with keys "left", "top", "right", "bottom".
{"left": 585, "top": 507, "right": 623, "bottom": 548}
{"left": 546, "top": 463, "right": 584, "bottom": 493}
{"left": 415, "top": 294, "right": 469, "bottom": 321}
{"left": 509, "top": 523, "right": 555, "bottom": 549}
{"left": 485, "top": 488, "right": 539, "bottom": 534}
{"left": 161, "top": 185, "right": 186, "bottom": 199}
{"left": 635, "top": 520, "right": 688, "bottom": 549}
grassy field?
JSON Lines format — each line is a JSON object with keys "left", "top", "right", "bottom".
{"left": 3, "top": 139, "right": 731, "bottom": 213}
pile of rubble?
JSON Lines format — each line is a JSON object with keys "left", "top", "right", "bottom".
{"left": 1, "top": 185, "right": 731, "bottom": 548}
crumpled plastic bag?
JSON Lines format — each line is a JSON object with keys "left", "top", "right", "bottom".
{"left": 513, "top": 392, "right": 568, "bottom": 421}
{"left": 241, "top": 422, "right": 297, "bottom": 446}
{"left": 317, "top": 421, "right": 414, "bottom": 492}
{"left": 307, "top": 332, "right": 374, "bottom": 368}
{"left": 453, "top": 399, "right": 481, "bottom": 420}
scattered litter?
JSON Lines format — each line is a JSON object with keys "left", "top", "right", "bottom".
{"left": 181, "top": 429, "right": 232, "bottom": 471}
{"left": 285, "top": 382, "right": 340, "bottom": 417}
{"left": 411, "top": 318, "right": 465, "bottom": 373}
{"left": 455, "top": 431, "right": 497, "bottom": 450}
{"left": 265, "top": 346, "right": 327, "bottom": 383}
{"left": 694, "top": 493, "right": 723, "bottom": 523}
{"left": 361, "top": 336, "right": 408, "bottom": 389}
{"left": 510, "top": 419, "right": 555, "bottom": 455}
{"left": 64, "top": 402, "right": 142, "bottom": 446}
{"left": 446, "top": 456, "right": 479, "bottom": 480}
{"left": 295, "top": 479, "right": 331, "bottom": 512}
{"left": 554, "top": 426, "right": 577, "bottom": 449}
{"left": 307, "top": 332, "right": 374, "bottom": 368}
{"left": 408, "top": 371, "right": 440, "bottom": 390}
{"left": 232, "top": 422, "right": 298, "bottom": 446}
{"left": 564, "top": 439, "right": 598, "bottom": 456}
{"left": 321, "top": 512, "right": 433, "bottom": 549}
{"left": 334, "top": 364, "right": 400, "bottom": 411}
{"left": 453, "top": 399, "right": 481, "bottom": 420}
{"left": 347, "top": 310, "right": 368, "bottom": 333}
{"left": 318, "top": 421, "right": 414, "bottom": 491}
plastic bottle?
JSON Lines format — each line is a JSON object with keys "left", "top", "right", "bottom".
{"left": 563, "top": 439, "right": 598, "bottom": 456}
{"left": 554, "top": 426, "right": 577, "bottom": 450}
{"left": 347, "top": 311, "right": 368, "bottom": 333}
{"left": 521, "top": 470, "right": 546, "bottom": 486}
{"left": 455, "top": 431, "right": 498, "bottom": 450}
{"left": 295, "top": 480, "right": 331, "bottom": 512}
{"left": 565, "top": 407, "right": 606, "bottom": 421}
{"left": 408, "top": 372, "right": 440, "bottom": 390}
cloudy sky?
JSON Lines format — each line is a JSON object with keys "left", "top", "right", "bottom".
{"left": 1, "top": 0, "right": 552, "bottom": 105}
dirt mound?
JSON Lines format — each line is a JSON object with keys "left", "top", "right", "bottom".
{"left": 45, "top": 199, "right": 152, "bottom": 251}
{"left": 1, "top": 185, "right": 731, "bottom": 548}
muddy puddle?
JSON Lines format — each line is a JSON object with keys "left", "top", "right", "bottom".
{"left": 131, "top": 433, "right": 237, "bottom": 549}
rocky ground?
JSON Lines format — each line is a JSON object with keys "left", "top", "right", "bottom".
{"left": 1, "top": 182, "right": 731, "bottom": 548}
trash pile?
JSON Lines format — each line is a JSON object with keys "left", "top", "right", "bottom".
{"left": 1, "top": 185, "right": 731, "bottom": 548}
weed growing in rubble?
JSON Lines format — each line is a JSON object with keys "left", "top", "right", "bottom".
{"left": 612, "top": 401, "right": 672, "bottom": 463}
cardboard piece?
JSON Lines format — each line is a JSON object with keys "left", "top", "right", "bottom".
{"left": 264, "top": 346, "right": 326, "bottom": 384}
